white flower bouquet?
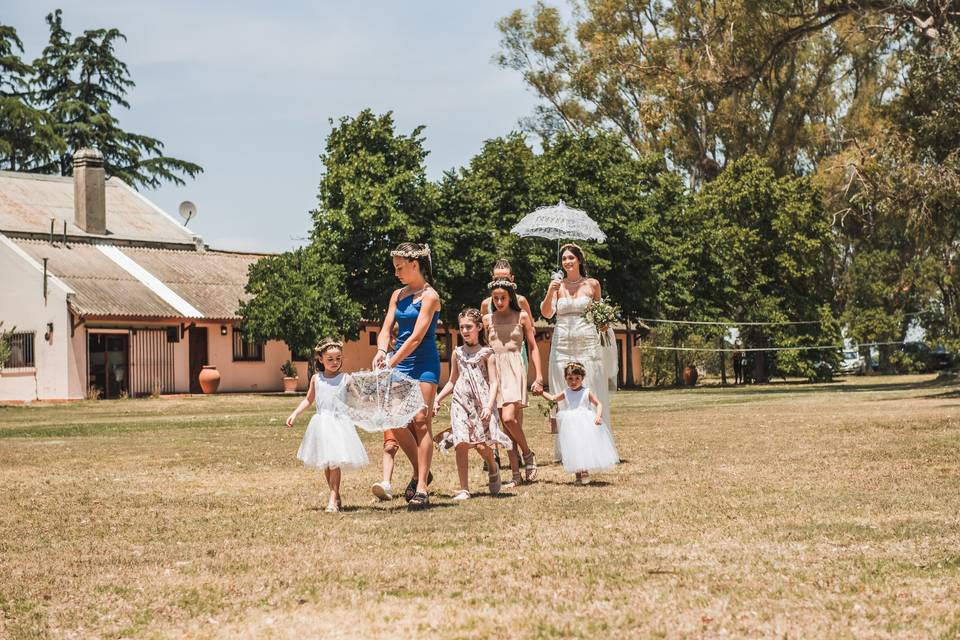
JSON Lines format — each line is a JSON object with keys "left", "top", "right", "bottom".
{"left": 583, "top": 297, "right": 620, "bottom": 346}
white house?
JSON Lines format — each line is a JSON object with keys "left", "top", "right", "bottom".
{"left": 0, "top": 149, "right": 302, "bottom": 401}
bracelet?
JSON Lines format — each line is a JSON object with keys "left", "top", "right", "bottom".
{"left": 376, "top": 348, "right": 387, "bottom": 354}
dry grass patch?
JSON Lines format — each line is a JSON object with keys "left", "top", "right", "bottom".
{"left": 1, "top": 375, "right": 959, "bottom": 638}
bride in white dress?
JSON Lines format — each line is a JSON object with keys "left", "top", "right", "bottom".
{"left": 540, "top": 244, "right": 614, "bottom": 430}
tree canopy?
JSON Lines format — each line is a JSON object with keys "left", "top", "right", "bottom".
{"left": 0, "top": 11, "right": 201, "bottom": 188}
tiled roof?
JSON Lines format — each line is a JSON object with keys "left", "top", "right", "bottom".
{"left": 0, "top": 171, "right": 197, "bottom": 245}
{"left": 12, "top": 239, "right": 264, "bottom": 320}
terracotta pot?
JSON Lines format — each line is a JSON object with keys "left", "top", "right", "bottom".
{"left": 198, "top": 365, "right": 221, "bottom": 394}
{"left": 545, "top": 416, "right": 558, "bottom": 434}
{"left": 283, "top": 376, "right": 299, "bottom": 393}
{"left": 682, "top": 365, "right": 699, "bottom": 386}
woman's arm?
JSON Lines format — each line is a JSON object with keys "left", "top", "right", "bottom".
{"left": 480, "top": 296, "right": 491, "bottom": 315}
{"left": 588, "top": 388, "right": 604, "bottom": 425}
{"left": 387, "top": 290, "right": 440, "bottom": 368}
{"left": 286, "top": 376, "right": 316, "bottom": 427}
{"left": 540, "top": 278, "right": 561, "bottom": 318}
{"left": 374, "top": 289, "right": 401, "bottom": 368}
{"left": 521, "top": 311, "right": 543, "bottom": 393}
{"left": 482, "top": 353, "right": 499, "bottom": 422}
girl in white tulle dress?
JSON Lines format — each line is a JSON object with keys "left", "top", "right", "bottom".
{"left": 286, "top": 341, "right": 368, "bottom": 512}
{"left": 538, "top": 361, "right": 619, "bottom": 485}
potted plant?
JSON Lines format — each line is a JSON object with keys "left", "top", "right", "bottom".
{"left": 280, "top": 360, "right": 299, "bottom": 393}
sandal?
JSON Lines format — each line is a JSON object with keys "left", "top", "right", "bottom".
{"left": 523, "top": 451, "right": 538, "bottom": 482}
{"left": 502, "top": 471, "right": 523, "bottom": 489}
{"left": 488, "top": 472, "right": 502, "bottom": 496}
{"left": 403, "top": 471, "right": 434, "bottom": 502}
{"left": 408, "top": 491, "right": 429, "bottom": 509}
{"left": 452, "top": 489, "right": 471, "bottom": 501}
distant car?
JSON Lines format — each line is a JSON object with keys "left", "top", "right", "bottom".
{"left": 901, "top": 342, "right": 953, "bottom": 372}
{"left": 839, "top": 350, "right": 865, "bottom": 375}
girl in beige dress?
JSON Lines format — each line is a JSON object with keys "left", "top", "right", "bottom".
{"left": 483, "top": 279, "right": 543, "bottom": 486}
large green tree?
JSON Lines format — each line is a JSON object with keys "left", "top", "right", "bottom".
{"left": 431, "top": 133, "right": 551, "bottom": 325}
{"left": 30, "top": 10, "right": 201, "bottom": 188}
{"left": 237, "top": 247, "right": 362, "bottom": 359}
{"left": 0, "top": 24, "right": 61, "bottom": 171}
{"left": 311, "top": 109, "right": 436, "bottom": 321}
{"left": 824, "top": 27, "right": 960, "bottom": 360}
{"left": 496, "top": 0, "right": 944, "bottom": 182}
{"left": 691, "top": 154, "right": 840, "bottom": 379}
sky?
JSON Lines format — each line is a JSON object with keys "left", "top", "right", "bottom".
{"left": 5, "top": 1, "right": 547, "bottom": 253}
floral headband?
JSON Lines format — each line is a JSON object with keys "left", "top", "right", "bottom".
{"left": 314, "top": 339, "right": 344, "bottom": 354}
{"left": 487, "top": 278, "right": 518, "bottom": 291}
{"left": 390, "top": 244, "right": 431, "bottom": 259}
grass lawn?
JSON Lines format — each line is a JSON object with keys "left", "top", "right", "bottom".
{"left": 2, "top": 375, "right": 959, "bottom": 638}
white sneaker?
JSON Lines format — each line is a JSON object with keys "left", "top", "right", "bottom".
{"left": 452, "top": 489, "right": 471, "bottom": 501}
{"left": 371, "top": 481, "right": 393, "bottom": 501}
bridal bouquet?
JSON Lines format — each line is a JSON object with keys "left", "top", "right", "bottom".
{"left": 583, "top": 297, "right": 620, "bottom": 346}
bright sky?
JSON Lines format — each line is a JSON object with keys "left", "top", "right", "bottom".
{"left": 6, "top": 1, "right": 544, "bottom": 253}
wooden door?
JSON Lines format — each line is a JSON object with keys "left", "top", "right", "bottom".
{"left": 188, "top": 327, "right": 208, "bottom": 394}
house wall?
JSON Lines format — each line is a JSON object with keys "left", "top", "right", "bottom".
{"left": 0, "top": 235, "right": 78, "bottom": 401}
{"left": 203, "top": 323, "right": 290, "bottom": 393}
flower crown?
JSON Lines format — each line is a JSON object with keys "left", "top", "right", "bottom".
{"left": 487, "top": 278, "right": 518, "bottom": 291}
{"left": 314, "top": 339, "right": 344, "bottom": 354}
{"left": 390, "top": 244, "right": 431, "bottom": 259}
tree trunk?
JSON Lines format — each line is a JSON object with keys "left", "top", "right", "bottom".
{"left": 719, "top": 336, "right": 728, "bottom": 385}
{"left": 637, "top": 337, "right": 646, "bottom": 387}
{"left": 625, "top": 318, "right": 636, "bottom": 388}
{"left": 860, "top": 345, "right": 874, "bottom": 376}
{"left": 673, "top": 333, "right": 682, "bottom": 386}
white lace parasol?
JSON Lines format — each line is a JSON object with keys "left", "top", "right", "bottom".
{"left": 510, "top": 200, "right": 607, "bottom": 242}
{"left": 341, "top": 368, "right": 425, "bottom": 432}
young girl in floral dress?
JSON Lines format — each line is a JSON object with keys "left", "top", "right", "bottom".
{"left": 483, "top": 279, "right": 543, "bottom": 487}
{"left": 434, "top": 308, "right": 513, "bottom": 499}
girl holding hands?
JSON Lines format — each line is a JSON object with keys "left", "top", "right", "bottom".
{"left": 434, "top": 308, "right": 513, "bottom": 500}
{"left": 484, "top": 278, "right": 543, "bottom": 487}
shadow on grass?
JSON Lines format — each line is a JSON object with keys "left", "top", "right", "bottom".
{"left": 536, "top": 479, "right": 612, "bottom": 488}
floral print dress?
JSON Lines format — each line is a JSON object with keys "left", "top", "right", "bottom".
{"left": 450, "top": 346, "right": 514, "bottom": 449}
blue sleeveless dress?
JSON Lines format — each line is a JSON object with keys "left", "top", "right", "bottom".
{"left": 395, "top": 292, "right": 441, "bottom": 384}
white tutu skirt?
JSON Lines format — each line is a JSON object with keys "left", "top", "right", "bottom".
{"left": 297, "top": 410, "right": 369, "bottom": 471}
{"left": 556, "top": 408, "right": 620, "bottom": 473}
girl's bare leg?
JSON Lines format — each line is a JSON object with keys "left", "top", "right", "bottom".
{"left": 411, "top": 382, "right": 437, "bottom": 494}
{"left": 455, "top": 444, "right": 470, "bottom": 491}
{"left": 475, "top": 443, "right": 496, "bottom": 471}
{"left": 325, "top": 467, "right": 341, "bottom": 507}
{"left": 501, "top": 402, "right": 531, "bottom": 456}
{"left": 382, "top": 427, "right": 419, "bottom": 483}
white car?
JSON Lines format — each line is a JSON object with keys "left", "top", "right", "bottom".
{"left": 839, "top": 350, "right": 865, "bottom": 375}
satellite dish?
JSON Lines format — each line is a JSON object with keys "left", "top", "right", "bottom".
{"left": 178, "top": 201, "right": 197, "bottom": 226}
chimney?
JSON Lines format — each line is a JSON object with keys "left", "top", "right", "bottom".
{"left": 73, "top": 148, "right": 106, "bottom": 234}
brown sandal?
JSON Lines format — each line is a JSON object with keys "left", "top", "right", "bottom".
{"left": 523, "top": 451, "right": 538, "bottom": 482}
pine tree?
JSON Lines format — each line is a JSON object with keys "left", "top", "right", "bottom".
{"left": 31, "top": 10, "right": 202, "bottom": 188}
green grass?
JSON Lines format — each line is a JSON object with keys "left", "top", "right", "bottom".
{"left": 1, "top": 375, "right": 959, "bottom": 638}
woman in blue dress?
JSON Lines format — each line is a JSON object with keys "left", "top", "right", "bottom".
{"left": 372, "top": 242, "right": 441, "bottom": 509}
